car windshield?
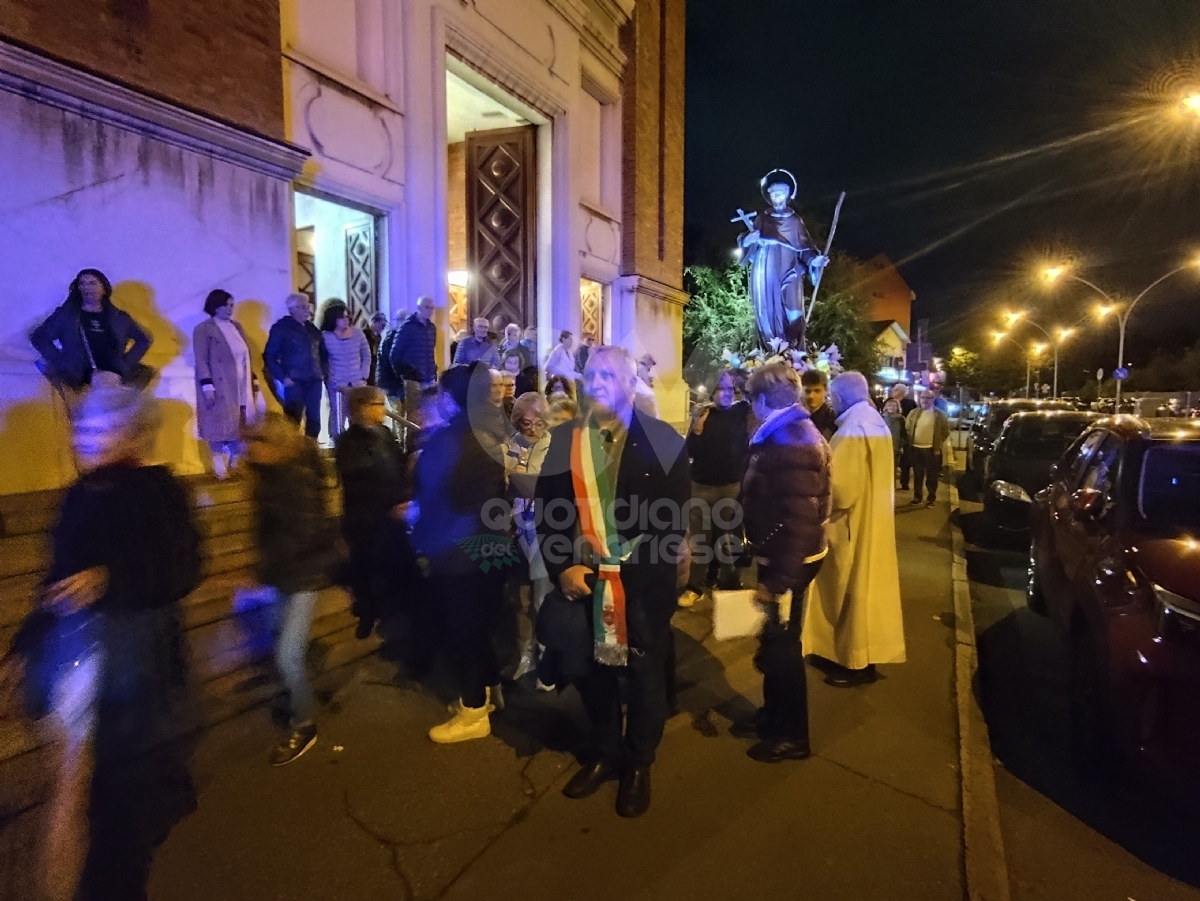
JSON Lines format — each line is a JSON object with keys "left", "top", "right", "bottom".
{"left": 1137, "top": 444, "right": 1200, "bottom": 533}
{"left": 1003, "top": 418, "right": 1093, "bottom": 460}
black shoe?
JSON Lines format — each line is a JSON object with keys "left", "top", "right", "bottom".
{"left": 616, "top": 765, "right": 651, "bottom": 818}
{"left": 824, "top": 664, "right": 878, "bottom": 688}
{"left": 355, "top": 618, "right": 374, "bottom": 640}
{"left": 269, "top": 723, "right": 317, "bottom": 766}
{"left": 899, "top": 483, "right": 909, "bottom": 491}
{"left": 562, "top": 759, "right": 619, "bottom": 800}
{"left": 747, "top": 739, "right": 811, "bottom": 763}
{"left": 909, "top": 497, "right": 923, "bottom": 506}
{"left": 926, "top": 498, "right": 936, "bottom": 508}
{"left": 729, "top": 719, "right": 760, "bottom": 740}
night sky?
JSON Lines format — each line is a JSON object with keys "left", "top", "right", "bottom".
{"left": 685, "top": 0, "right": 1200, "bottom": 380}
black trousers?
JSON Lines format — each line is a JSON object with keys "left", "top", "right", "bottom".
{"left": 898, "top": 444, "right": 912, "bottom": 489}
{"left": 910, "top": 447, "right": 942, "bottom": 501}
{"left": 283, "top": 378, "right": 323, "bottom": 438}
{"left": 755, "top": 560, "right": 823, "bottom": 745}
{"left": 437, "top": 568, "right": 504, "bottom": 708}
{"left": 576, "top": 630, "right": 669, "bottom": 766}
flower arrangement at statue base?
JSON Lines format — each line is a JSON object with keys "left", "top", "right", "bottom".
{"left": 720, "top": 337, "right": 843, "bottom": 378}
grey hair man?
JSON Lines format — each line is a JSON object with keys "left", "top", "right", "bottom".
{"left": 453, "top": 317, "right": 500, "bottom": 367}
{"left": 803, "top": 371, "right": 906, "bottom": 687}
{"left": 534, "top": 344, "right": 690, "bottom": 818}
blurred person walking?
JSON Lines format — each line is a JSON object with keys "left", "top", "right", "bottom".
{"left": 264, "top": 294, "right": 327, "bottom": 438}
{"left": 733, "top": 363, "right": 830, "bottom": 762}
{"left": 904, "top": 389, "right": 950, "bottom": 507}
{"left": 505, "top": 392, "right": 549, "bottom": 679}
{"left": 31, "top": 268, "right": 152, "bottom": 398}
{"left": 5, "top": 386, "right": 201, "bottom": 901}
{"left": 804, "top": 372, "right": 905, "bottom": 687}
{"left": 413, "top": 364, "right": 509, "bottom": 743}
{"left": 536, "top": 346, "right": 690, "bottom": 818}
{"left": 321, "top": 301, "right": 371, "bottom": 439}
{"left": 679, "top": 370, "right": 752, "bottom": 608}
{"left": 193, "top": 289, "right": 261, "bottom": 479}
{"left": 246, "top": 414, "right": 336, "bottom": 764}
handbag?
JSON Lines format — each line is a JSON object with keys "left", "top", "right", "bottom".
{"left": 9, "top": 608, "right": 103, "bottom": 720}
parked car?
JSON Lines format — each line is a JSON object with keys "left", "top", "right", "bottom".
{"left": 966, "top": 399, "right": 1075, "bottom": 478}
{"left": 1028, "top": 416, "right": 1200, "bottom": 793}
{"left": 982, "top": 410, "right": 1101, "bottom": 531}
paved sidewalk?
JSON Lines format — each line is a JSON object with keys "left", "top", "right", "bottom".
{"left": 151, "top": 502, "right": 964, "bottom": 901}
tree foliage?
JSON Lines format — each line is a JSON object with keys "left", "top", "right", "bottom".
{"left": 682, "top": 254, "right": 882, "bottom": 383}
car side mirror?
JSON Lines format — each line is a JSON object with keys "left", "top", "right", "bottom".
{"left": 1069, "top": 487, "right": 1102, "bottom": 518}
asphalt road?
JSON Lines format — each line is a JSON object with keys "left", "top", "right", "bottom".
{"left": 956, "top": 477, "right": 1200, "bottom": 901}
{"left": 150, "top": 501, "right": 966, "bottom": 901}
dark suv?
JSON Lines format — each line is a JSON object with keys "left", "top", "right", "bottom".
{"left": 966, "top": 399, "right": 1075, "bottom": 478}
{"left": 1028, "top": 416, "right": 1200, "bottom": 791}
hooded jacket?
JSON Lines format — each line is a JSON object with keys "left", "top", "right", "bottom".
{"left": 31, "top": 296, "right": 151, "bottom": 390}
{"left": 740, "top": 403, "right": 832, "bottom": 592}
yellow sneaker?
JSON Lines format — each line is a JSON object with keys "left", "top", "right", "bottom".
{"left": 677, "top": 589, "right": 701, "bottom": 608}
{"left": 429, "top": 703, "right": 491, "bottom": 743}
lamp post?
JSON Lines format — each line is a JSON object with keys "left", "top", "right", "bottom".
{"left": 1043, "top": 260, "right": 1200, "bottom": 406}
{"left": 1000, "top": 312, "right": 1073, "bottom": 399}
{"left": 991, "top": 331, "right": 1036, "bottom": 397}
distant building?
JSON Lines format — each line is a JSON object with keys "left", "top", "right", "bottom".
{"left": 862, "top": 255, "right": 916, "bottom": 386}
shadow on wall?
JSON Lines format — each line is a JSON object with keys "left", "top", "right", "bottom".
{"left": 112, "top": 279, "right": 184, "bottom": 374}
{"left": 0, "top": 391, "right": 77, "bottom": 492}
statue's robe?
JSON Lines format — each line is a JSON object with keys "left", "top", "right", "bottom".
{"left": 741, "top": 209, "right": 818, "bottom": 348}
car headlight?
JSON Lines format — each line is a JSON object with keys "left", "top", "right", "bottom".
{"left": 1153, "top": 584, "right": 1200, "bottom": 624}
{"left": 991, "top": 480, "right": 1031, "bottom": 503}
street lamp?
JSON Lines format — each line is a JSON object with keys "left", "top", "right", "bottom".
{"left": 1184, "top": 93, "right": 1200, "bottom": 114}
{"left": 1042, "top": 258, "right": 1200, "bottom": 406}
{"left": 998, "top": 311, "right": 1072, "bottom": 399}
{"left": 991, "top": 331, "right": 1035, "bottom": 397}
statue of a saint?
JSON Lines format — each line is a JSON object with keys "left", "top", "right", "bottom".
{"left": 736, "top": 170, "right": 828, "bottom": 348}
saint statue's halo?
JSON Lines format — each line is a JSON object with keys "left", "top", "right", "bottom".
{"left": 759, "top": 168, "right": 798, "bottom": 202}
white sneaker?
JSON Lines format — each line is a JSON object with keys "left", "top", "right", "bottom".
{"left": 429, "top": 703, "right": 491, "bottom": 743}
{"left": 677, "top": 589, "right": 701, "bottom": 608}
{"left": 211, "top": 453, "right": 228, "bottom": 480}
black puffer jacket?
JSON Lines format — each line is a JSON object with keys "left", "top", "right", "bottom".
{"left": 250, "top": 442, "right": 333, "bottom": 594}
{"left": 741, "top": 404, "right": 831, "bottom": 592}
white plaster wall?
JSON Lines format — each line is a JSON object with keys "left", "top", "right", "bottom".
{"left": 0, "top": 90, "right": 293, "bottom": 494}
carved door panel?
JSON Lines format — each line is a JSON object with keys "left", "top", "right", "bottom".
{"left": 466, "top": 126, "right": 537, "bottom": 328}
{"left": 344, "top": 221, "right": 378, "bottom": 330}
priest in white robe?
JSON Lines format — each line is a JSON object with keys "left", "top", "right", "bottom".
{"left": 803, "top": 371, "right": 905, "bottom": 685}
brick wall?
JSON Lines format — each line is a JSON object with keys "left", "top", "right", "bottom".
{"left": 0, "top": 0, "right": 284, "bottom": 139}
{"left": 619, "top": 0, "right": 686, "bottom": 291}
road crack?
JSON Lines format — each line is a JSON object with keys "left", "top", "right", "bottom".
{"left": 819, "top": 754, "right": 959, "bottom": 817}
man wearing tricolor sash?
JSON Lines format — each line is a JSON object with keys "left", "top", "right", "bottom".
{"left": 534, "top": 346, "right": 690, "bottom": 818}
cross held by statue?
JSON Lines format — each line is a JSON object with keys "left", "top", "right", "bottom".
{"left": 730, "top": 208, "right": 756, "bottom": 230}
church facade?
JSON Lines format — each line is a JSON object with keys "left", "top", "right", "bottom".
{"left": 0, "top": 0, "right": 686, "bottom": 495}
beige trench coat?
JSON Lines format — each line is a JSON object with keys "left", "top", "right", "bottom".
{"left": 193, "top": 317, "right": 258, "bottom": 442}
{"left": 803, "top": 400, "right": 906, "bottom": 669}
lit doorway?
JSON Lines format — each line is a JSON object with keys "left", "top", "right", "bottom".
{"left": 445, "top": 64, "right": 547, "bottom": 341}
{"left": 293, "top": 190, "right": 381, "bottom": 331}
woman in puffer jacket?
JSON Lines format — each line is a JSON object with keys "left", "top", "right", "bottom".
{"left": 734, "top": 362, "right": 831, "bottom": 764}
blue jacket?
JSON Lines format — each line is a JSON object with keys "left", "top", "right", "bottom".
{"left": 388, "top": 316, "right": 438, "bottom": 384}
{"left": 263, "top": 316, "right": 326, "bottom": 384}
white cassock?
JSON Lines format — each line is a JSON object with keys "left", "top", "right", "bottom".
{"left": 803, "top": 399, "right": 906, "bottom": 669}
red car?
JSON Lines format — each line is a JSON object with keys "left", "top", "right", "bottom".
{"left": 1028, "top": 416, "right": 1200, "bottom": 790}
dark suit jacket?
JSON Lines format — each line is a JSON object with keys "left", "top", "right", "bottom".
{"left": 534, "top": 409, "right": 690, "bottom": 648}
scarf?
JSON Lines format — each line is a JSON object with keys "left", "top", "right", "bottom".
{"left": 570, "top": 421, "right": 639, "bottom": 666}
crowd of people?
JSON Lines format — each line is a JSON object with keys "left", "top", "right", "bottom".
{"left": 4, "top": 271, "right": 931, "bottom": 899}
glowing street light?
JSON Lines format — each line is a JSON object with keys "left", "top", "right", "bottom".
{"left": 1184, "top": 93, "right": 1200, "bottom": 114}
{"left": 989, "top": 331, "right": 1036, "bottom": 397}
{"left": 1043, "top": 266, "right": 1064, "bottom": 282}
{"left": 1058, "top": 327, "right": 1075, "bottom": 341}
{"left": 1044, "top": 255, "right": 1200, "bottom": 405}
{"left": 998, "top": 308, "right": 1070, "bottom": 399}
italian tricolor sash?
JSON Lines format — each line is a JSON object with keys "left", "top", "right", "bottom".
{"left": 570, "top": 422, "right": 637, "bottom": 666}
